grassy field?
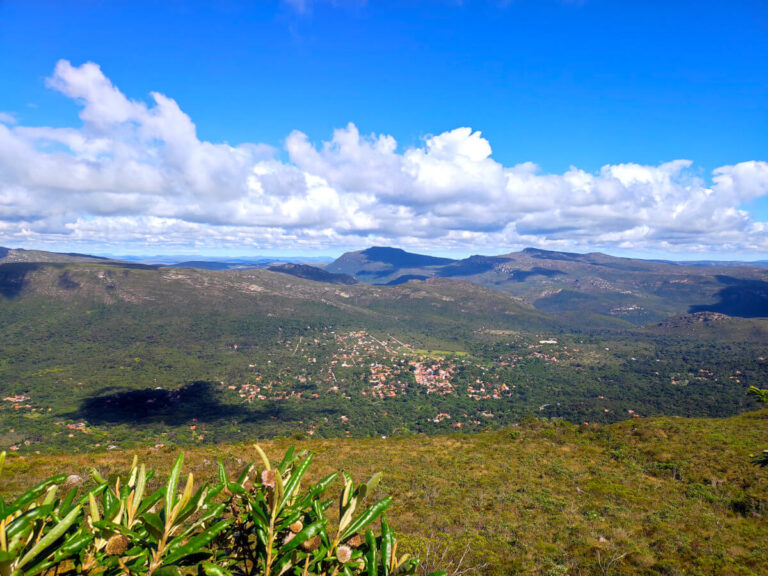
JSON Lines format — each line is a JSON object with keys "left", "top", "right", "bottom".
{"left": 3, "top": 410, "right": 767, "bottom": 575}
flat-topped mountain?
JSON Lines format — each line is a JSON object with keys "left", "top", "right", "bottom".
{"left": 325, "top": 246, "right": 455, "bottom": 284}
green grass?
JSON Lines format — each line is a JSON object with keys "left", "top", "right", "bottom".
{"left": 4, "top": 410, "right": 768, "bottom": 575}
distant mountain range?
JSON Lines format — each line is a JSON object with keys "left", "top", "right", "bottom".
{"left": 325, "top": 246, "right": 768, "bottom": 323}
{"left": 4, "top": 244, "right": 768, "bottom": 324}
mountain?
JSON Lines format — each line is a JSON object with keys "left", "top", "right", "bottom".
{"left": 0, "top": 246, "right": 112, "bottom": 264}
{"left": 325, "top": 246, "right": 455, "bottom": 284}
{"left": 164, "top": 257, "right": 333, "bottom": 271}
{"left": 328, "top": 246, "right": 768, "bottom": 324}
{"left": 268, "top": 263, "right": 358, "bottom": 285}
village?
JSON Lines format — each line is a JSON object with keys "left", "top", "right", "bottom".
{"left": 223, "top": 330, "right": 610, "bottom": 431}
{"left": 0, "top": 328, "right": 754, "bottom": 452}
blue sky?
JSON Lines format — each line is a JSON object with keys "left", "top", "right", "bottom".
{"left": 1, "top": 0, "right": 767, "bottom": 258}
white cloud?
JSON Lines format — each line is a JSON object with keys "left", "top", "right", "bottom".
{"left": 1, "top": 59, "right": 768, "bottom": 257}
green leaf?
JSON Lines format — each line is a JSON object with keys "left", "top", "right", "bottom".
{"left": 200, "top": 561, "right": 234, "bottom": 576}
{"left": 77, "top": 483, "right": 106, "bottom": 507}
{"left": 276, "top": 519, "right": 326, "bottom": 557}
{"left": 134, "top": 463, "right": 147, "bottom": 509}
{"left": 312, "top": 473, "right": 338, "bottom": 497}
{"left": 92, "top": 520, "right": 142, "bottom": 541}
{"left": 141, "top": 511, "right": 165, "bottom": 539}
{"left": 90, "top": 468, "right": 106, "bottom": 484}
{"left": 55, "top": 531, "right": 93, "bottom": 557}
{"left": 175, "top": 484, "right": 209, "bottom": 525}
{"left": 235, "top": 464, "right": 254, "bottom": 488}
{"left": 277, "top": 445, "right": 295, "bottom": 474}
{"left": 365, "top": 473, "right": 383, "bottom": 501}
{"left": 365, "top": 529, "right": 378, "bottom": 576}
{"left": 136, "top": 486, "right": 164, "bottom": 517}
{"left": 59, "top": 487, "right": 79, "bottom": 517}
{"left": 276, "top": 511, "right": 303, "bottom": 533}
{"left": 163, "top": 518, "right": 233, "bottom": 565}
{"left": 169, "top": 502, "right": 227, "bottom": 545}
{"left": 381, "top": 518, "right": 393, "bottom": 576}
{"left": 312, "top": 499, "right": 326, "bottom": 523}
{"left": 102, "top": 487, "right": 119, "bottom": 520}
{"left": 342, "top": 496, "right": 392, "bottom": 540}
{"left": 17, "top": 504, "right": 82, "bottom": 569}
{"left": 18, "top": 557, "right": 58, "bottom": 576}
{"left": 279, "top": 452, "right": 313, "bottom": 509}
{"left": 5, "top": 504, "right": 55, "bottom": 541}
{"left": 217, "top": 460, "right": 228, "bottom": 486}
{"left": 154, "top": 566, "right": 183, "bottom": 576}
{"left": 226, "top": 481, "right": 247, "bottom": 495}
{"left": 8, "top": 475, "right": 66, "bottom": 516}
{"left": 254, "top": 444, "right": 271, "bottom": 471}
{"left": 166, "top": 452, "right": 185, "bottom": 516}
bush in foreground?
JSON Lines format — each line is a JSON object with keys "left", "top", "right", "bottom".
{"left": 0, "top": 447, "right": 445, "bottom": 576}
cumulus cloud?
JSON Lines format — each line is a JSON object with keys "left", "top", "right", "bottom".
{"left": 1, "top": 59, "right": 768, "bottom": 256}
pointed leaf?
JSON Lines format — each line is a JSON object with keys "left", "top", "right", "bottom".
{"left": 134, "top": 464, "right": 147, "bottom": 511}
{"left": 89, "top": 492, "right": 101, "bottom": 523}
{"left": 277, "top": 446, "right": 295, "bottom": 473}
{"left": 17, "top": 504, "right": 81, "bottom": 569}
{"left": 254, "top": 444, "right": 271, "bottom": 471}
{"left": 166, "top": 452, "right": 185, "bottom": 516}
{"left": 163, "top": 518, "right": 233, "bottom": 565}
{"left": 365, "top": 529, "right": 378, "bottom": 576}
{"left": 342, "top": 497, "right": 392, "bottom": 540}
{"left": 381, "top": 518, "right": 393, "bottom": 576}
{"left": 280, "top": 453, "right": 313, "bottom": 509}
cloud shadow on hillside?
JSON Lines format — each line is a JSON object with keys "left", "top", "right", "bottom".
{"left": 74, "top": 381, "right": 251, "bottom": 426}
{"left": 690, "top": 276, "right": 768, "bottom": 318}
{"left": 73, "top": 381, "right": 340, "bottom": 427}
{"left": 0, "top": 263, "right": 42, "bottom": 298}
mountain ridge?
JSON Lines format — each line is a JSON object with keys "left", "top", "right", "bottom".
{"left": 327, "top": 246, "right": 768, "bottom": 323}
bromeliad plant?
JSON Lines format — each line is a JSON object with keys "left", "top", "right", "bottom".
{"left": 0, "top": 448, "right": 446, "bottom": 576}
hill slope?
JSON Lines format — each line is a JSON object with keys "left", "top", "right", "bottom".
{"left": 1, "top": 257, "right": 766, "bottom": 454}
{"left": 4, "top": 410, "right": 768, "bottom": 575}
{"left": 268, "top": 262, "right": 358, "bottom": 284}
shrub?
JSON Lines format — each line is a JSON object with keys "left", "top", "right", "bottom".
{"left": 0, "top": 448, "right": 446, "bottom": 576}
